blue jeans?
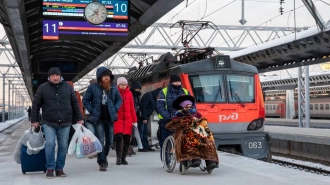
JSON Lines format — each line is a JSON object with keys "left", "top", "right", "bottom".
{"left": 158, "top": 120, "right": 173, "bottom": 160}
{"left": 84, "top": 120, "right": 96, "bottom": 135}
{"left": 95, "top": 118, "right": 114, "bottom": 165}
{"left": 43, "top": 124, "right": 70, "bottom": 171}
{"left": 137, "top": 117, "right": 150, "bottom": 149}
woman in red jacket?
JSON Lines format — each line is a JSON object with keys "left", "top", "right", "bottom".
{"left": 114, "top": 77, "right": 137, "bottom": 165}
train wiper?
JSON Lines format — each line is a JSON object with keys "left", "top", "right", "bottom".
{"left": 211, "top": 80, "right": 222, "bottom": 108}
{"left": 229, "top": 80, "right": 245, "bottom": 107}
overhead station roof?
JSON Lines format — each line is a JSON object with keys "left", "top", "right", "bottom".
{"left": 0, "top": 0, "right": 183, "bottom": 97}
{"left": 229, "top": 23, "right": 330, "bottom": 73}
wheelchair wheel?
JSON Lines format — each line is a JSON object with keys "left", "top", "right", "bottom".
{"left": 179, "top": 163, "right": 186, "bottom": 175}
{"left": 162, "top": 135, "right": 176, "bottom": 173}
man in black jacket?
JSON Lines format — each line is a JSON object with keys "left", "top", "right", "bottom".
{"left": 138, "top": 88, "right": 162, "bottom": 151}
{"left": 31, "top": 67, "right": 83, "bottom": 179}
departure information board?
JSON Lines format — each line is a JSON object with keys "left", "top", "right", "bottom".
{"left": 42, "top": 0, "right": 128, "bottom": 21}
{"left": 42, "top": 20, "right": 128, "bottom": 41}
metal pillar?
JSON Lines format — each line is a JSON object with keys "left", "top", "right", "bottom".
{"left": 8, "top": 81, "right": 10, "bottom": 120}
{"left": 297, "top": 67, "right": 310, "bottom": 128}
{"left": 286, "top": 90, "right": 295, "bottom": 119}
{"left": 305, "top": 66, "right": 310, "bottom": 128}
{"left": 2, "top": 74, "right": 5, "bottom": 122}
{"left": 11, "top": 85, "right": 14, "bottom": 119}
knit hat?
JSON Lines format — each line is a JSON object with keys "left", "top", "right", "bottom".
{"left": 179, "top": 100, "right": 193, "bottom": 108}
{"left": 169, "top": 74, "right": 181, "bottom": 83}
{"left": 117, "top": 77, "right": 128, "bottom": 86}
{"left": 172, "top": 95, "right": 195, "bottom": 110}
{"left": 48, "top": 67, "right": 61, "bottom": 77}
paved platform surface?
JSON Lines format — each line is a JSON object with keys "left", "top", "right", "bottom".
{"left": 265, "top": 125, "right": 330, "bottom": 145}
{"left": 265, "top": 118, "right": 330, "bottom": 128}
{"left": 0, "top": 120, "right": 329, "bottom": 185}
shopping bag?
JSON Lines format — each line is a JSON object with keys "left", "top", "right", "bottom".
{"left": 68, "top": 124, "right": 102, "bottom": 158}
{"left": 133, "top": 125, "right": 143, "bottom": 149}
{"left": 68, "top": 124, "right": 81, "bottom": 155}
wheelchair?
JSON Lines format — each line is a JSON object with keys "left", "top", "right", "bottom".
{"left": 161, "top": 135, "right": 214, "bottom": 175}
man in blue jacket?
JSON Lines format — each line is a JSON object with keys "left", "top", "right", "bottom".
{"left": 82, "top": 67, "right": 122, "bottom": 171}
{"left": 138, "top": 87, "right": 162, "bottom": 151}
{"left": 157, "top": 75, "right": 190, "bottom": 159}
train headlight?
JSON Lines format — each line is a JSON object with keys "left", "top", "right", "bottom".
{"left": 247, "top": 118, "right": 264, "bottom": 131}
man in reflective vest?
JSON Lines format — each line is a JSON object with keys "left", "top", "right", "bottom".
{"left": 156, "top": 74, "right": 190, "bottom": 159}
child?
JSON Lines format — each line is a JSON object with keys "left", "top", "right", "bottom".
{"left": 114, "top": 77, "right": 137, "bottom": 165}
{"left": 166, "top": 95, "right": 218, "bottom": 169}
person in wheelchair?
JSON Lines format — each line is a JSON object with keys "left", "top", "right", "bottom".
{"left": 166, "top": 95, "right": 218, "bottom": 169}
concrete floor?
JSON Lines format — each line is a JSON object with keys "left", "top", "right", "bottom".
{"left": 0, "top": 119, "right": 329, "bottom": 185}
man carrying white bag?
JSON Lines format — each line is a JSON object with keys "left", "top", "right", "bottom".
{"left": 68, "top": 124, "right": 102, "bottom": 159}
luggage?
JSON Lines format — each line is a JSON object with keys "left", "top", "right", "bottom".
{"left": 20, "top": 145, "right": 47, "bottom": 174}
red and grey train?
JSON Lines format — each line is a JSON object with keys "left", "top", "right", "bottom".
{"left": 123, "top": 49, "right": 271, "bottom": 160}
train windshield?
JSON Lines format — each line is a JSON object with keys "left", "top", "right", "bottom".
{"left": 190, "top": 75, "right": 225, "bottom": 103}
{"left": 227, "top": 75, "right": 255, "bottom": 103}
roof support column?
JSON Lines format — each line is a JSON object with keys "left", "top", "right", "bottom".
{"left": 297, "top": 66, "right": 310, "bottom": 128}
{"left": 285, "top": 90, "right": 295, "bottom": 119}
{"left": 2, "top": 74, "right": 5, "bottom": 122}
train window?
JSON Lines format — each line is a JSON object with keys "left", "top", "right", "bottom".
{"left": 320, "top": 104, "right": 324, "bottom": 110}
{"left": 189, "top": 74, "right": 225, "bottom": 103}
{"left": 277, "top": 105, "right": 280, "bottom": 110}
{"left": 315, "top": 104, "right": 318, "bottom": 110}
{"left": 326, "top": 104, "right": 330, "bottom": 110}
{"left": 273, "top": 105, "right": 276, "bottom": 110}
{"left": 310, "top": 104, "right": 313, "bottom": 110}
{"left": 266, "top": 105, "right": 268, "bottom": 110}
{"left": 226, "top": 75, "right": 255, "bottom": 103}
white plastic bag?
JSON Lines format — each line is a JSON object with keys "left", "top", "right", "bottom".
{"left": 68, "top": 124, "right": 102, "bottom": 159}
{"left": 133, "top": 125, "right": 143, "bottom": 149}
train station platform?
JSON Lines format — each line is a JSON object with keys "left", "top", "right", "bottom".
{"left": 0, "top": 120, "right": 329, "bottom": 185}
{"left": 265, "top": 118, "right": 330, "bottom": 129}
{"left": 264, "top": 125, "right": 330, "bottom": 145}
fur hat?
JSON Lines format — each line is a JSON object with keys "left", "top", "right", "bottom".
{"left": 169, "top": 74, "right": 181, "bottom": 83}
{"left": 48, "top": 67, "right": 61, "bottom": 77}
{"left": 173, "top": 95, "right": 195, "bottom": 110}
{"left": 117, "top": 77, "right": 128, "bottom": 86}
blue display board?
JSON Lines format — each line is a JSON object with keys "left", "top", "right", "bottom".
{"left": 42, "top": 0, "right": 129, "bottom": 21}
{"left": 42, "top": 19, "right": 128, "bottom": 41}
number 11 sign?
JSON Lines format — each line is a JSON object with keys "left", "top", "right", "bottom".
{"left": 43, "top": 20, "right": 59, "bottom": 40}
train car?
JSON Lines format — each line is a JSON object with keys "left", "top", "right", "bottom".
{"left": 265, "top": 97, "right": 330, "bottom": 119}
{"left": 126, "top": 50, "right": 271, "bottom": 161}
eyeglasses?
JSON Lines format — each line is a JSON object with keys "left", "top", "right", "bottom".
{"left": 184, "top": 105, "right": 192, "bottom": 109}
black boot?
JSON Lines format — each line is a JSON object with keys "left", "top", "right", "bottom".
{"left": 122, "top": 136, "right": 130, "bottom": 165}
{"left": 205, "top": 160, "right": 218, "bottom": 169}
{"left": 115, "top": 134, "right": 123, "bottom": 165}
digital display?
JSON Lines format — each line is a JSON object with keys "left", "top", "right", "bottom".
{"left": 42, "top": 0, "right": 128, "bottom": 21}
{"left": 42, "top": 20, "right": 128, "bottom": 41}
{"left": 39, "top": 61, "right": 79, "bottom": 74}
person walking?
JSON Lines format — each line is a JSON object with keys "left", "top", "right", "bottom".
{"left": 27, "top": 106, "right": 32, "bottom": 121}
{"left": 114, "top": 77, "right": 137, "bottom": 165}
{"left": 138, "top": 88, "right": 162, "bottom": 151}
{"left": 31, "top": 67, "right": 83, "bottom": 179}
{"left": 82, "top": 67, "right": 122, "bottom": 171}
{"left": 130, "top": 81, "right": 148, "bottom": 152}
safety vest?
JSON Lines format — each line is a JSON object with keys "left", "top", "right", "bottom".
{"left": 158, "top": 87, "right": 189, "bottom": 119}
